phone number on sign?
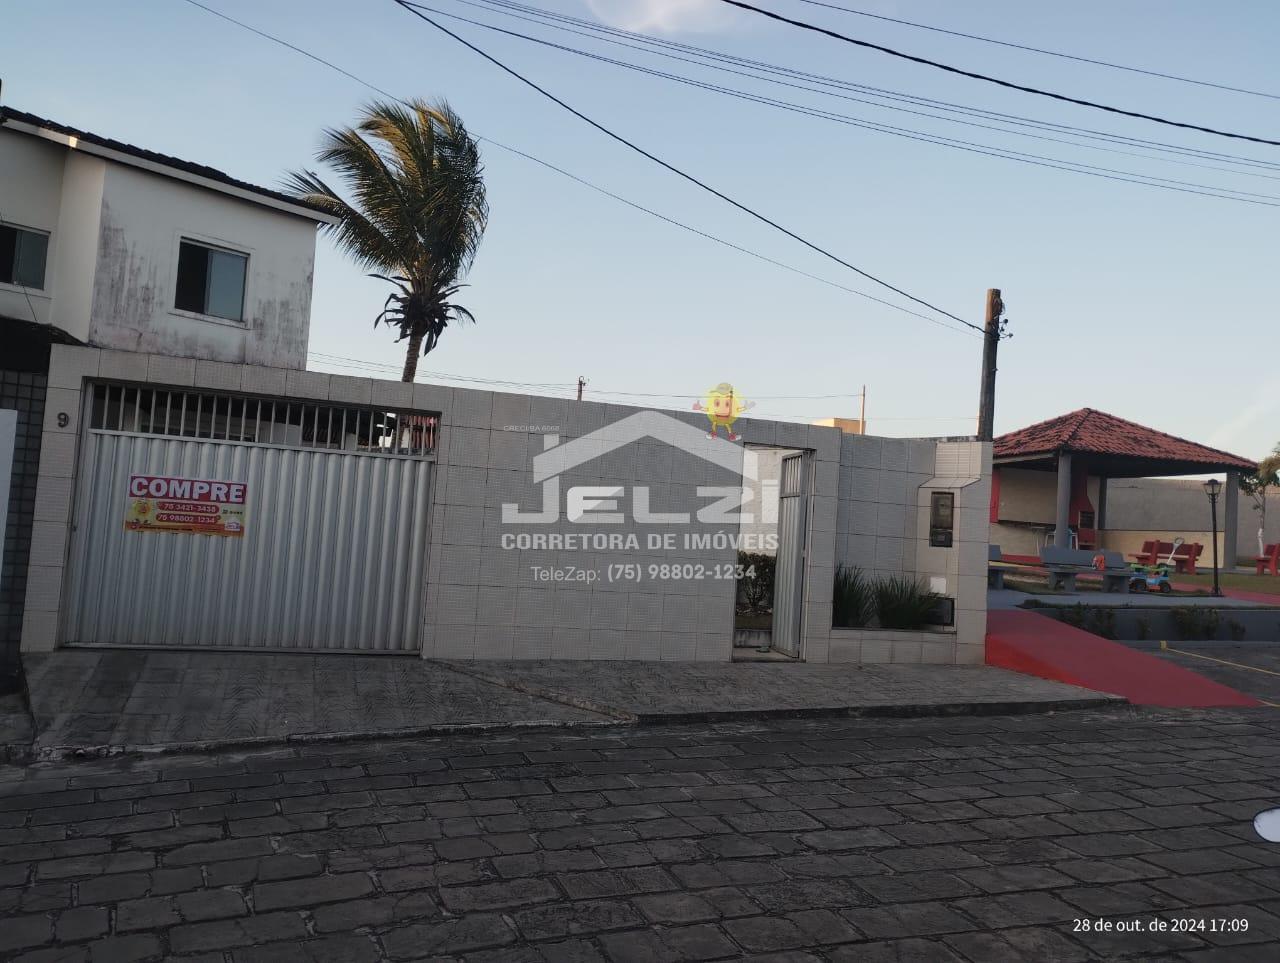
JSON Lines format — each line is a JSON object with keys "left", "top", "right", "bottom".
{"left": 608, "top": 563, "right": 755, "bottom": 583}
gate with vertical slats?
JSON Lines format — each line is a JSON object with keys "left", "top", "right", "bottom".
{"left": 63, "top": 382, "right": 435, "bottom": 651}
{"left": 772, "top": 452, "right": 809, "bottom": 658}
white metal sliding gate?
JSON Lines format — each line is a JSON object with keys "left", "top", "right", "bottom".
{"left": 64, "top": 383, "right": 435, "bottom": 651}
{"left": 772, "top": 452, "right": 809, "bottom": 658}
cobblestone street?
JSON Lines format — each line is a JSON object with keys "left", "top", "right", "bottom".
{"left": 2, "top": 707, "right": 1280, "bottom": 962}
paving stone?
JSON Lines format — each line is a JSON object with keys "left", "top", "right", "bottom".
{"left": 438, "top": 877, "right": 559, "bottom": 912}
{"left": 229, "top": 934, "right": 382, "bottom": 963}
{"left": 827, "top": 937, "right": 968, "bottom": 962}
{"left": 168, "top": 912, "right": 309, "bottom": 953}
{"left": 842, "top": 901, "right": 979, "bottom": 939}
{"left": 379, "top": 914, "right": 518, "bottom": 958}
{"left": 37, "top": 853, "right": 154, "bottom": 881}
{"left": 857, "top": 871, "right": 978, "bottom": 903}
{"left": 0, "top": 914, "right": 53, "bottom": 953}
{"left": 722, "top": 916, "right": 809, "bottom": 953}
{"left": 252, "top": 872, "right": 374, "bottom": 911}
{"left": 175, "top": 888, "right": 247, "bottom": 922}
{"left": 512, "top": 899, "right": 643, "bottom": 940}
{"left": 115, "top": 897, "right": 181, "bottom": 932}
{"left": 310, "top": 891, "right": 439, "bottom": 932}
{"left": 85, "top": 934, "right": 162, "bottom": 963}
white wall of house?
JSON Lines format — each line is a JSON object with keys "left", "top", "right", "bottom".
{"left": 26, "top": 346, "right": 991, "bottom": 665}
{"left": 0, "top": 125, "right": 318, "bottom": 368}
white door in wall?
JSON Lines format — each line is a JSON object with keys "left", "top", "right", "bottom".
{"left": 62, "top": 383, "right": 434, "bottom": 651}
{"left": 772, "top": 452, "right": 809, "bottom": 657}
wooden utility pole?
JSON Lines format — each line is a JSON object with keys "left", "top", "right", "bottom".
{"left": 976, "top": 288, "right": 1003, "bottom": 442}
{"left": 859, "top": 385, "right": 866, "bottom": 435}
{"left": 576, "top": 376, "right": 586, "bottom": 401}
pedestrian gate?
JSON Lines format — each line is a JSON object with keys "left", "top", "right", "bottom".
{"left": 63, "top": 383, "right": 435, "bottom": 651}
{"left": 772, "top": 452, "right": 809, "bottom": 658}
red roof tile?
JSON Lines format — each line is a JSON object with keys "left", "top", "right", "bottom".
{"left": 995, "top": 408, "right": 1254, "bottom": 471}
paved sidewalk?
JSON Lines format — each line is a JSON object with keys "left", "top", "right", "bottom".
{"left": 19, "top": 651, "right": 1120, "bottom": 759}
{"left": 1, "top": 707, "right": 1279, "bottom": 961}
{"left": 442, "top": 660, "right": 1121, "bottom": 722}
{"left": 22, "top": 651, "right": 610, "bottom": 758}
{"left": 1, "top": 693, "right": 33, "bottom": 764}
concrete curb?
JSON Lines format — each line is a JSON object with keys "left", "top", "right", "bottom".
{"left": 434, "top": 661, "right": 639, "bottom": 722}
{"left": 26, "top": 717, "right": 626, "bottom": 764}
{"left": 434, "top": 661, "right": 1126, "bottom": 726}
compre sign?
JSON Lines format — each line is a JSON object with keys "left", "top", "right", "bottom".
{"left": 124, "top": 474, "right": 249, "bottom": 537}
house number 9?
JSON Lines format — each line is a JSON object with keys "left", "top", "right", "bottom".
{"left": 57, "top": 413, "right": 69, "bottom": 427}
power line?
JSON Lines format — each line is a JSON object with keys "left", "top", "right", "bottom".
{"left": 416, "top": 2, "right": 1280, "bottom": 207}
{"left": 392, "top": 0, "right": 982, "bottom": 332}
{"left": 452, "top": 0, "right": 1280, "bottom": 180}
{"left": 473, "top": 141, "right": 972, "bottom": 333}
{"left": 794, "top": 0, "right": 1280, "bottom": 102}
{"left": 716, "top": 0, "right": 1280, "bottom": 148}
{"left": 307, "top": 353, "right": 971, "bottom": 414}
{"left": 175, "top": 0, "right": 972, "bottom": 336}
{"left": 308, "top": 351, "right": 575, "bottom": 388}
{"left": 462, "top": 0, "right": 1280, "bottom": 176}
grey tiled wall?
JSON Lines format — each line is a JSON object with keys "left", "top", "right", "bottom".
{"left": 1, "top": 368, "right": 46, "bottom": 685}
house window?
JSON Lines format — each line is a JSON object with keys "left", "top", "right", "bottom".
{"left": 0, "top": 223, "right": 49, "bottom": 289}
{"left": 175, "top": 239, "right": 247, "bottom": 321}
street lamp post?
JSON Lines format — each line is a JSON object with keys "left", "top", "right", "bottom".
{"left": 1203, "top": 478, "right": 1223, "bottom": 598}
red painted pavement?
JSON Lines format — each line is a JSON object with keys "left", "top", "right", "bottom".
{"left": 986, "top": 609, "right": 1262, "bottom": 708}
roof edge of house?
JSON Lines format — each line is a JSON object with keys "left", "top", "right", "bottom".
{"left": 1, "top": 107, "right": 336, "bottom": 225}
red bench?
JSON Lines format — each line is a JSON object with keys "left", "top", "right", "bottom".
{"left": 1128, "top": 540, "right": 1158, "bottom": 566}
{"left": 1258, "top": 543, "right": 1280, "bottom": 576}
{"left": 1129, "top": 540, "right": 1204, "bottom": 574}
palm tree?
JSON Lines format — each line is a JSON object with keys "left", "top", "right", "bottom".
{"left": 288, "top": 99, "right": 488, "bottom": 381}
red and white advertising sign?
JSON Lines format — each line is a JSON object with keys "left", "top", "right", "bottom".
{"left": 124, "top": 474, "right": 248, "bottom": 537}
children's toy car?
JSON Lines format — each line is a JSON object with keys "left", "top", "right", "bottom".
{"left": 1129, "top": 565, "right": 1173, "bottom": 594}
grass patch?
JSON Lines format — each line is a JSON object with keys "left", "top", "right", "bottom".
{"left": 1170, "top": 571, "right": 1280, "bottom": 594}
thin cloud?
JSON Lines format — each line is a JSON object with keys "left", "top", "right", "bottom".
{"left": 584, "top": 0, "right": 739, "bottom": 33}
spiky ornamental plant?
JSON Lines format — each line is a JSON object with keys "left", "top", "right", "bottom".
{"left": 288, "top": 100, "right": 488, "bottom": 381}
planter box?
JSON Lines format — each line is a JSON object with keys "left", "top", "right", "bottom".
{"left": 828, "top": 625, "right": 969, "bottom": 665}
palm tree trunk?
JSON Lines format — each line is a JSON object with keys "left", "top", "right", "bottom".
{"left": 402, "top": 330, "right": 424, "bottom": 382}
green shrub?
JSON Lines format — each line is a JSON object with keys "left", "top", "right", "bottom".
{"left": 872, "top": 574, "right": 941, "bottom": 630}
{"left": 1059, "top": 604, "right": 1088, "bottom": 629}
{"left": 832, "top": 564, "right": 875, "bottom": 628}
{"left": 1135, "top": 615, "right": 1150, "bottom": 640}
{"left": 736, "top": 551, "right": 776, "bottom": 614}
{"left": 1228, "top": 618, "right": 1247, "bottom": 641}
{"left": 1172, "top": 607, "right": 1220, "bottom": 641}
{"left": 1089, "top": 606, "right": 1117, "bottom": 640}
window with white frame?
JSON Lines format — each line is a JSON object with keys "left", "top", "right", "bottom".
{"left": 0, "top": 223, "right": 49, "bottom": 289}
{"left": 175, "top": 239, "right": 247, "bottom": 321}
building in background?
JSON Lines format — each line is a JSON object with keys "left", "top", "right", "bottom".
{"left": 0, "top": 105, "right": 329, "bottom": 687}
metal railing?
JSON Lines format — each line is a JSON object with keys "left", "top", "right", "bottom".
{"left": 86, "top": 382, "right": 437, "bottom": 458}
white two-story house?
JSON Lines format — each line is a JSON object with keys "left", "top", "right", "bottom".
{"left": 0, "top": 106, "right": 330, "bottom": 366}
{"left": 0, "top": 104, "right": 331, "bottom": 686}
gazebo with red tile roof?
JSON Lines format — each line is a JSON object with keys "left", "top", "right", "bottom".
{"left": 993, "top": 408, "right": 1255, "bottom": 558}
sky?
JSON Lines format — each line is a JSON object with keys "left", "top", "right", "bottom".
{"left": 2, "top": 0, "right": 1278, "bottom": 458}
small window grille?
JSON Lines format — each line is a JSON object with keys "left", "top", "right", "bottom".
{"left": 86, "top": 383, "right": 436, "bottom": 457}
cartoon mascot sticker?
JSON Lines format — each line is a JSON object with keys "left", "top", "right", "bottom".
{"left": 693, "top": 382, "right": 754, "bottom": 441}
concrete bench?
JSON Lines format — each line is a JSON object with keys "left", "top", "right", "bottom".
{"left": 1040, "top": 547, "right": 1131, "bottom": 593}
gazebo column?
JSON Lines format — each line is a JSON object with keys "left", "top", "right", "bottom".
{"left": 1096, "top": 476, "right": 1108, "bottom": 534}
{"left": 1054, "top": 452, "right": 1072, "bottom": 548}
{"left": 1224, "top": 471, "right": 1239, "bottom": 572}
